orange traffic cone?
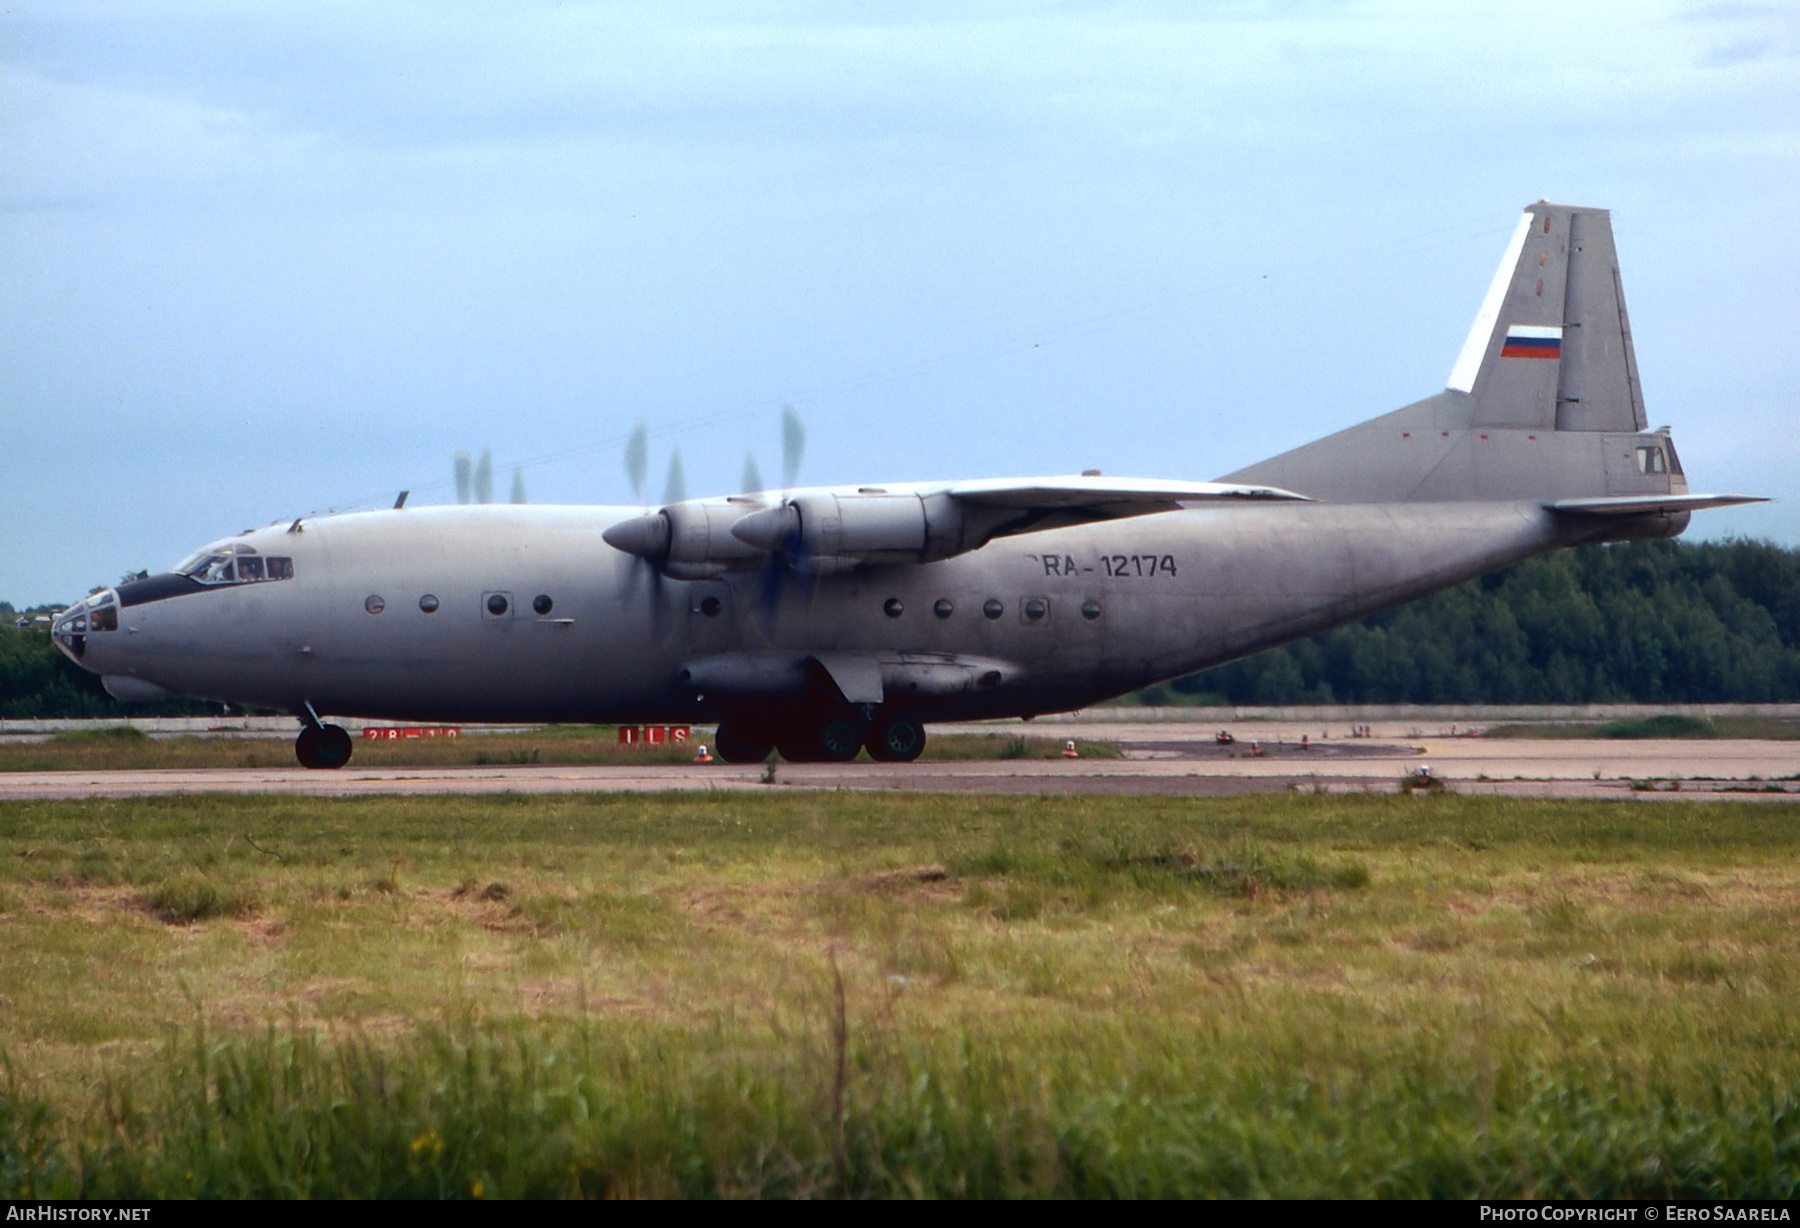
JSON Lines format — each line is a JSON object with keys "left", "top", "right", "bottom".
{"left": 694, "top": 744, "right": 713, "bottom": 763}
{"left": 1062, "top": 740, "right": 1079, "bottom": 758}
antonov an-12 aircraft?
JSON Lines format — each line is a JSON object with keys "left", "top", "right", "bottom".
{"left": 53, "top": 201, "right": 1762, "bottom": 768}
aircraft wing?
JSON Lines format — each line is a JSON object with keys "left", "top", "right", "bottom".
{"left": 945, "top": 476, "right": 1308, "bottom": 515}
{"left": 934, "top": 476, "right": 1307, "bottom": 547}
{"left": 1547, "top": 494, "right": 1769, "bottom": 516}
{"left": 616, "top": 475, "right": 1309, "bottom": 577}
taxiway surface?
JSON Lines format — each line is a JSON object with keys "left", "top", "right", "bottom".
{"left": 2, "top": 725, "right": 1796, "bottom": 801}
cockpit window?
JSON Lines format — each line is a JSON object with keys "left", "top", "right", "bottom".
{"left": 174, "top": 550, "right": 293, "bottom": 585}
{"left": 187, "top": 554, "right": 236, "bottom": 584}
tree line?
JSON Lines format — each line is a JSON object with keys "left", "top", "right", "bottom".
{"left": 1144, "top": 538, "right": 1800, "bottom": 706}
{"left": 5, "top": 537, "right": 1800, "bottom": 717}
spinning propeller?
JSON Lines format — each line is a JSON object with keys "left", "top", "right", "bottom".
{"left": 452, "top": 447, "right": 527, "bottom": 505}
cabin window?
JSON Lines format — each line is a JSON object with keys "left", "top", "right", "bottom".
{"left": 365, "top": 595, "right": 386, "bottom": 615}
{"left": 1636, "top": 446, "right": 1666, "bottom": 475}
{"left": 934, "top": 599, "right": 954, "bottom": 619}
{"left": 983, "top": 599, "right": 1004, "bottom": 620}
{"left": 884, "top": 598, "right": 904, "bottom": 618}
{"left": 266, "top": 557, "right": 294, "bottom": 580}
{"left": 91, "top": 606, "right": 118, "bottom": 631}
{"left": 533, "top": 594, "right": 554, "bottom": 615}
{"left": 1081, "top": 600, "right": 1102, "bottom": 621}
{"left": 419, "top": 594, "right": 440, "bottom": 613}
{"left": 236, "top": 556, "right": 265, "bottom": 581}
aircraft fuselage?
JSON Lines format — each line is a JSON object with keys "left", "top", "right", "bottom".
{"left": 66, "top": 500, "right": 1630, "bottom": 726}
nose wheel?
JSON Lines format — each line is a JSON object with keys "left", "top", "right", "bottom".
{"left": 295, "top": 723, "right": 353, "bottom": 769}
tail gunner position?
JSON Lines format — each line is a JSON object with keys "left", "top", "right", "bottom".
{"left": 54, "top": 202, "right": 1762, "bottom": 768}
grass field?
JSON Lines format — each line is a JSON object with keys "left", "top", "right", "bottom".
{"left": 0, "top": 727, "right": 1119, "bottom": 773}
{"left": 1485, "top": 715, "right": 1800, "bottom": 740}
{"left": 0, "top": 790, "right": 1797, "bottom": 1197}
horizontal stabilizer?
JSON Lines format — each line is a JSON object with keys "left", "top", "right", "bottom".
{"left": 1547, "top": 494, "right": 1769, "bottom": 516}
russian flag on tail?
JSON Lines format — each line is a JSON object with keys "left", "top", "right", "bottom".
{"left": 1501, "top": 324, "right": 1562, "bottom": 359}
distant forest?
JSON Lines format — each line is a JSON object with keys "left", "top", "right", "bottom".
{"left": 5, "top": 537, "right": 1800, "bottom": 718}
{"left": 1142, "top": 538, "right": 1800, "bottom": 706}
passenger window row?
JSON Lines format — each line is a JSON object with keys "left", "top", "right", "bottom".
{"left": 371, "top": 593, "right": 555, "bottom": 617}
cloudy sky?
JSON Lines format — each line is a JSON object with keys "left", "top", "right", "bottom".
{"left": 3, "top": 1, "right": 1796, "bottom": 604}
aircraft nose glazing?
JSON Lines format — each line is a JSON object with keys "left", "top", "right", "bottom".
{"left": 50, "top": 590, "right": 120, "bottom": 665}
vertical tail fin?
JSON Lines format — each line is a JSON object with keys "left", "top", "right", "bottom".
{"left": 1223, "top": 201, "right": 1669, "bottom": 504}
{"left": 1450, "top": 201, "right": 1648, "bottom": 433}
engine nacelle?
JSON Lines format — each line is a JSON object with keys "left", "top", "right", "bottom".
{"left": 730, "top": 492, "right": 969, "bottom": 571}
{"left": 602, "top": 500, "right": 770, "bottom": 579}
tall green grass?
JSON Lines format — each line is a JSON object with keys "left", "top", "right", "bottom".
{"left": 2, "top": 1019, "right": 1793, "bottom": 1198}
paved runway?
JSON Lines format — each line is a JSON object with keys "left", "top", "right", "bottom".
{"left": 2, "top": 724, "right": 1796, "bottom": 801}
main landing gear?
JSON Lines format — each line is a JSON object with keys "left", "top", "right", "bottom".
{"left": 295, "top": 720, "right": 353, "bottom": 769}
{"left": 714, "top": 708, "right": 927, "bottom": 765}
{"left": 712, "top": 723, "right": 774, "bottom": 764}
{"left": 866, "top": 712, "right": 926, "bottom": 763}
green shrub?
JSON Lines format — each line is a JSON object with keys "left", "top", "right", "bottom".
{"left": 50, "top": 725, "right": 148, "bottom": 744}
{"left": 1598, "top": 715, "right": 1717, "bottom": 739}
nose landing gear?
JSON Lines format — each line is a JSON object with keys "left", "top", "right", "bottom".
{"left": 295, "top": 722, "right": 353, "bottom": 769}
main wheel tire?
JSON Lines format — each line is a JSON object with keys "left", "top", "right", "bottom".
{"left": 867, "top": 713, "right": 927, "bottom": 762}
{"left": 778, "top": 712, "right": 865, "bottom": 763}
{"left": 294, "top": 726, "right": 322, "bottom": 768}
{"left": 714, "top": 723, "right": 774, "bottom": 764}
{"left": 818, "top": 714, "right": 864, "bottom": 762}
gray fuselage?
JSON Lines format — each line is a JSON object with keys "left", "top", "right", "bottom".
{"left": 69, "top": 497, "right": 1623, "bottom": 726}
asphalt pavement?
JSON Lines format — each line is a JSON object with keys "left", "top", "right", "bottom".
{"left": 1, "top": 724, "right": 1794, "bottom": 801}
